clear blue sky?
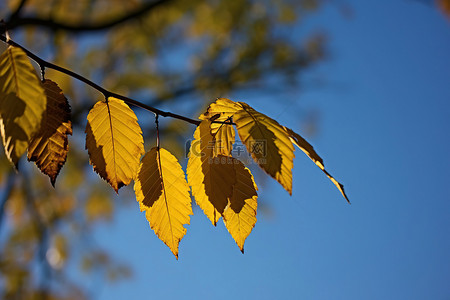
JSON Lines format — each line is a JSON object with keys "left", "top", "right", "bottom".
{"left": 89, "top": 1, "right": 450, "bottom": 299}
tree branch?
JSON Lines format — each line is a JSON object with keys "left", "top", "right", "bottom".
{"left": 0, "top": 35, "right": 207, "bottom": 126}
{"left": 5, "top": 0, "right": 173, "bottom": 32}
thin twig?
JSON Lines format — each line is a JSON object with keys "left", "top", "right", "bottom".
{"left": 155, "top": 114, "right": 160, "bottom": 149}
{"left": 0, "top": 35, "right": 237, "bottom": 126}
{"left": 0, "top": 35, "right": 203, "bottom": 125}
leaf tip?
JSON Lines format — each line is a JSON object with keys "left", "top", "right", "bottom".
{"left": 339, "top": 182, "right": 350, "bottom": 204}
{"left": 343, "top": 191, "right": 351, "bottom": 204}
{"left": 341, "top": 186, "right": 350, "bottom": 204}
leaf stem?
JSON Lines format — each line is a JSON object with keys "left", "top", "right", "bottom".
{"left": 40, "top": 64, "right": 45, "bottom": 82}
{"left": 155, "top": 114, "right": 160, "bottom": 148}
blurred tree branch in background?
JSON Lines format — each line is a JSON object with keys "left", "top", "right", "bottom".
{"left": 5, "top": 0, "right": 173, "bottom": 32}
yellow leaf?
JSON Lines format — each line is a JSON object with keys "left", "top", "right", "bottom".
{"left": 199, "top": 98, "right": 242, "bottom": 121}
{"left": 0, "top": 46, "right": 47, "bottom": 167}
{"left": 210, "top": 120, "right": 235, "bottom": 157}
{"left": 134, "top": 147, "right": 192, "bottom": 259}
{"left": 187, "top": 120, "right": 235, "bottom": 225}
{"left": 85, "top": 97, "right": 144, "bottom": 192}
{"left": 233, "top": 102, "right": 295, "bottom": 194}
{"left": 283, "top": 126, "right": 350, "bottom": 203}
{"left": 28, "top": 79, "right": 72, "bottom": 186}
{"left": 223, "top": 160, "right": 258, "bottom": 253}
{"left": 189, "top": 118, "right": 259, "bottom": 250}
{"left": 200, "top": 98, "right": 238, "bottom": 157}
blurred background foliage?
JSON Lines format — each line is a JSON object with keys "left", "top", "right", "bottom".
{"left": 0, "top": 0, "right": 446, "bottom": 299}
